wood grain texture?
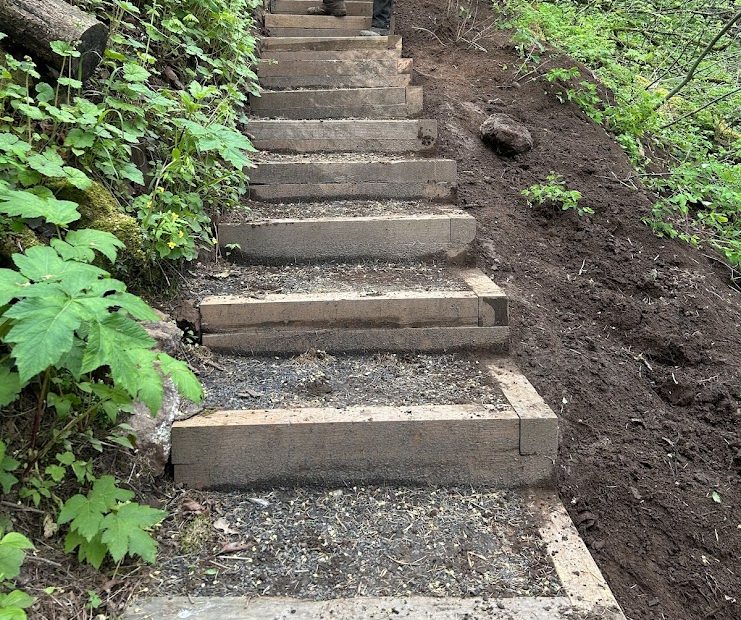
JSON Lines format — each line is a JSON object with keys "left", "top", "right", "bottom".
{"left": 200, "top": 291, "right": 478, "bottom": 331}
{"left": 172, "top": 404, "right": 529, "bottom": 488}
{"left": 201, "top": 325, "right": 509, "bottom": 354}
{"left": 218, "top": 213, "right": 475, "bottom": 261}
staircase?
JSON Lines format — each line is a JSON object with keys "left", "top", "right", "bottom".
{"left": 124, "top": 4, "right": 626, "bottom": 619}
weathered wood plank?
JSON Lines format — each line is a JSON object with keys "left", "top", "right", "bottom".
{"left": 249, "top": 180, "right": 455, "bottom": 202}
{"left": 249, "top": 85, "right": 422, "bottom": 120}
{"left": 172, "top": 403, "right": 520, "bottom": 487}
{"left": 201, "top": 325, "right": 509, "bottom": 354}
{"left": 265, "top": 14, "right": 371, "bottom": 29}
{"left": 272, "top": 0, "right": 373, "bottom": 16}
{"left": 269, "top": 27, "right": 367, "bottom": 37}
{"left": 262, "top": 49, "right": 402, "bottom": 61}
{"left": 247, "top": 119, "right": 436, "bottom": 153}
{"left": 260, "top": 73, "right": 411, "bottom": 88}
{"left": 251, "top": 159, "right": 457, "bottom": 185}
{"left": 460, "top": 268, "right": 509, "bottom": 326}
{"left": 200, "top": 291, "right": 479, "bottom": 331}
{"left": 218, "top": 213, "right": 475, "bottom": 262}
{"left": 260, "top": 35, "right": 401, "bottom": 51}
{"left": 257, "top": 58, "right": 404, "bottom": 77}
{"left": 486, "top": 358, "right": 558, "bottom": 458}
{"left": 124, "top": 595, "right": 574, "bottom": 620}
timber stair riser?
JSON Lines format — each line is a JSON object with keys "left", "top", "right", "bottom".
{"left": 202, "top": 326, "right": 508, "bottom": 355}
{"left": 265, "top": 14, "right": 371, "bottom": 37}
{"left": 249, "top": 158, "right": 456, "bottom": 202}
{"left": 200, "top": 269, "right": 508, "bottom": 332}
{"left": 250, "top": 86, "right": 423, "bottom": 120}
{"left": 247, "top": 119, "right": 437, "bottom": 153}
{"left": 258, "top": 58, "right": 412, "bottom": 88}
{"left": 218, "top": 213, "right": 475, "bottom": 262}
{"left": 272, "top": 0, "right": 373, "bottom": 16}
{"left": 260, "top": 35, "right": 402, "bottom": 52}
{"left": 172, "top": 360, "right": 558, "bottom": 489}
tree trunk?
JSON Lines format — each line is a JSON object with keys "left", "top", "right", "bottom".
{"left": 0, "top": 0, "right": 109, "bottom": 83}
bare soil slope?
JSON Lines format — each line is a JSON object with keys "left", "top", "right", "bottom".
{"left": 397, "top": 2, "right": 741, "bottom": 619}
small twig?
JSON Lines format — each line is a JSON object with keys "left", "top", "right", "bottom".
{"left": 412, "top": 26, "right": 445, "bottom": 46}
{"left": 204, "top": 359, "right": 227, "bottom": 372}
{"left": 0, "top": 500, "right": 44, "bottom": 514}
{"left": 660, "top": 86, "right": 741, "bottom": 129}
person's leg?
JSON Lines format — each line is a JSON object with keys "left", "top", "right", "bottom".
{"left": 372, "top": 0, "right": 393, "bottom": 29}
{"left": 307, "top": 0, "right": 347, "bottom": 17}
{"left": 360, "top": 0, "right": 393, "bottom": 35}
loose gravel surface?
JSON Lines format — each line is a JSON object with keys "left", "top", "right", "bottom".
{"left": 224, "top": 198, "right": 453, "bottom": 220}
{"left": 153, "top": 487, "right": 563, "bottom": 600}
{"left": 182, "top": 259, "right": 466, "bottom": 301}
{"left": 195, "top": 351, "right": 508, "bottom": 410}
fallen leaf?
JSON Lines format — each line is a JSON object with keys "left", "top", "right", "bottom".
{"left": 220, "top": 541, "right": 250, "bottom": 554}
{"left": 43, "top": 514, "right": 58, "bottom": 538}
{"left": 182, "top": 499, "right": 205, "bottom": 514}
{"left": 711, "top": 491, "right": 722, "bottom": 504}
{"left": 248, "top": 497, "right": 271, "bottom": 508}
{"left": 213, "top": 517, "right": 239, "bottom": 535}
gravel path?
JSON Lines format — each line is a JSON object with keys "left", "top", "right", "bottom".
{"left": 224, "top": 199, "right": 453, "bottom": 221}
{"left": 153, "top": 487, "right": 563, "bottom": 600}
{"left": 196, "top": 351, "right": 509, "bottom": 410}
{"left": 182, "top": 260, "right": 465, "bottom": 301}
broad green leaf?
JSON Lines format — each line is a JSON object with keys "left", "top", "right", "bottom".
{"left": 62, "top": 167, "right": 92, "bottom": 190}
{"left": 0, "top": 362, "right": 21, "bottom": 408}
{"left": 123, "top": 63, "right": 151, "bottom": 83}
{"left": 27, "top": 150, "right": 66, "bottom": 178}
{"left": 0, "top": 532, "right": 33, "bottom": 580}
{"left": 4, "top": 293, "right": 83, "bottom": 382}
{"left": 0, "top": 187, "right": 80, "bottom": 226}
{"left": 49, "top": 40, "right": 80, "bottom": 58}
{"left": 63, "top": 128, "right": 95, "bottom": 150}
{"left": 101, "top": 502, "right": 165, "bottom": 563}
{"left": 108, "top": 292, "right": 159, "bottom": 321}
{"left": 0, "top": 589, "right": 33, "bottom": 609}
{"left": 64, "top": 229, "right": 124, "bottom": 263}
{"left": 12, "top": 246, "right": 107, "bottom": 290}
{"left": 64, "top": 531, "right": 107, "bottom": 569}
{"left": 136, "top": 368, "right": 164, "bottom": 414}
{"left": 118, "top": 162, "right": 144, "bottom": 185}
{"left": 158, "top": 354, "right": 202, "bottom": 404}
{"left": 0, "top": 269, "right": 28, "bottom": 306}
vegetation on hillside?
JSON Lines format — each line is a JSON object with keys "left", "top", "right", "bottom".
{"left": 498, "top": 0, "right": 740, "bottom": 271}
{"left": 0, "top": 0, "right": 260, "bottom": 616}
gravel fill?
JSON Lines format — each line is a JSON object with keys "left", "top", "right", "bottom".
{"left": 251, "top": 152, "right": 438, "bottom": 163}
{"left": 223, "top": 198, "right": 454, "bottom": 221}
{"left": 197, "top": 351, "right": 508, "bottom": 410}
{"left": 182, "top": 260, "right": 466, "bottom": 301}
{"left": 153, "top": 487, "right": 564, "bottom": 600}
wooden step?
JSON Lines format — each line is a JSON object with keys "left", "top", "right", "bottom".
{"left": 261, "top": 35, "right": 401, "bottom": 52}
{"left": 247, "top": 119, "right": 437, "bottom": 153}
{"left": 272, "top": 0, "right": 373, "bottom": 15}
{"left": 200, "top": 268, "right": 507, "bottom": 333}
{"left": 266, "top": 14, "right": 372, "bottom": 37}
{"left": 171, "top": 358, "right": 557, "bottom": 488}
{"left": 250, "top": 86, "right": 422, "bottom": 119}
{"left": 262, "top": 48, "right": 402, "bottom": 61}
{"left": 218, "top": 210, "right": 475, "bottom": 262}
{"left": 248, "top": 157, "right": 456, "bottom": 202}
{"left": 257, "top": 57, "right": 412, "bottom": 88}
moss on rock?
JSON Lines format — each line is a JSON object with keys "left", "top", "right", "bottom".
{"left": 55, "top": 181, "right": 150, "bottom": 273}
{"left": 0, "top": 225, "right": 41, "bottom": 263}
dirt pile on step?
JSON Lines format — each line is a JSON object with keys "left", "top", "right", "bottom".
{"left": 398, "top": 2, "right": 741, "bottom": 619}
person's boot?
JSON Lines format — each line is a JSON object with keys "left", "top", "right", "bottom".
{"left": 360, "top": 26, "right": 390, "bottom": 36}
{"left": 307, "top": 1, "right": 347, "bottom": 17}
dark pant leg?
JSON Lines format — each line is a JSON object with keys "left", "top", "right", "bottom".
{"left": 372, "top": 0, "right": 393, "bottom": 28}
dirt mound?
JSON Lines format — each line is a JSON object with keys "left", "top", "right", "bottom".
{"left": 397, "top": 2, "right": 741, "bottom": 619}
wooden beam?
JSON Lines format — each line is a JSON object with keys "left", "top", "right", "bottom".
{"left": 0, "top": 0, "right": 108, "bottom": 82}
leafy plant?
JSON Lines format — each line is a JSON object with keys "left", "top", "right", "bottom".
{"left": 501, "top": 0, "right": 740, "bottom": 268}
{"left": 522, "top": 173, "right": 593, "bottom": 216}
{"left": 58, "top": 475, "right": 166, "bottom": 568}
{"left": 0, "top": 530, "right": 34, "bottom": 620}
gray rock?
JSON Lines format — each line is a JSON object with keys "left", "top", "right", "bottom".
{"left": 128, "top": 316, "right": 199, "bottom": 475}
{"left": 129, "top": 378, "right": 201, "bottom": 476}
{"left": 480, "top": 114, "right": 533, "bottom": 155}
{"left": 141, "top": 312, "right": 182, "bottom": 356}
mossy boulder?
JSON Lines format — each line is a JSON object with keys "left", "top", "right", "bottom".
{"left": 0, "top": 225, "right": 41, "bottom": 264}
{"left": 55, "top": 181, "right": 150, "bottom": 274}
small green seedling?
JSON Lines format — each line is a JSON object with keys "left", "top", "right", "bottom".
{"left": 522, "top": 173, "right": 593, "bottom": 216}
